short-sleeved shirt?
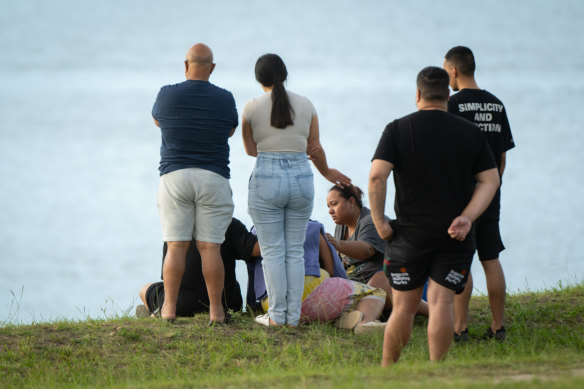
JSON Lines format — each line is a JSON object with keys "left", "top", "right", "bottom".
{"left": 161, "top": 218, "right": 258, "bottom": 305}
{"left": 372, "top": 110, "right": 496, "bottom": 250}
{"left": 334, "top": 207, "right": 386, "bottom": 283}
{"left": 242, "top": 90, "right": 316, "bottom": 153}
{"left": 447, "top": 89, "right": 515, "bottom": 170}
{"left": 152, "top": 80, "right": 238, "bottom": 178}
{"left": 448, "top": 89, "right": 514, "bottom": 220}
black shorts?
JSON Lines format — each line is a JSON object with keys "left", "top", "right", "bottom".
{"left": 384, "top": 238, "right": 474, "bottom": 293}
{"left": 475, "top": 188, "right": 505, "bottom": 261}
{"left": 475, "top": 217, "right": 505, "bottom": 261}
{"left": 145, "top": 282, "right": 210, "bottom": 317}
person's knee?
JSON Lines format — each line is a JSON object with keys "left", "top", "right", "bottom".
{"left": 166, "top": 240, "right": 191, "bottom": 254}
{"left": 196, "top": 241, "right": 221, "bottom": 253}
{"left": 481, "top": 258, "right": 501, "bottom": 271}
{"left": 391, "top": 289, "right": 423, "bottom": 316}
{"left": 391, "top": 301, "right": 418, "bottom": 318}
{"left": 139, "top": 283, "right": 154, "bottom": 306}
{"left": 368, "top": 271, "right": 390, "bottom": 290}
{"left": 481, "top": 259, "right": 505, "bottom": 279}
{"left": 368, "top": 273, "right": 392, "bottom": 302}
{"left": 427, "top": 280, "right": 456, "bottom": 305}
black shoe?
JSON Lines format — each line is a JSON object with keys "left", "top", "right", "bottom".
{"left": 454, "top": 328, "right": 469, "bottom": 343}
{"left": 483, "top": 326, "right": 506, "bottom": 341}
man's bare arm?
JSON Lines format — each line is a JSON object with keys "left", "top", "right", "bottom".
{"left": 448, "top": 167, "right": 500, "bottom": 241}
{"left": 368, "top": 159, "right": 394, "bottom": 241}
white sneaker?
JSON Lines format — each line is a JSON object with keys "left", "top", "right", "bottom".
{"left": 254, "top": 313, "right": 270, "bottom": 326}
{"left": 354, "top": 320, "right": 387, "bottom": 335}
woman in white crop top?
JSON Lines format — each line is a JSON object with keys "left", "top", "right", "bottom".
{"left": 242, "top": 53, "right": 350, "bottom": 327}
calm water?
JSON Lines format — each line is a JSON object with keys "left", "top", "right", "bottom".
{"left": 1, "top": 0, "right": 583, "bottom": 323}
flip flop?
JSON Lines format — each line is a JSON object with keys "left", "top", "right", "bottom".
{"left": 334, "top": 311, "right": 363, "bottom": 330}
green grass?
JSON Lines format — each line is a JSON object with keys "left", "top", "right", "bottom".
{"left": 1, "top": 283, "right": 583, "bottom": 388}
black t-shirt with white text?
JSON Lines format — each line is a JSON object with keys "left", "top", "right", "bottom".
{"left": 372, "top": 110, "right": 496, "bottom": 249}
{"left": 448, "top": 89, "right": 514, "bottom": 170}
{"left": 448, "top": 89, "right": 514, "bottom": 219}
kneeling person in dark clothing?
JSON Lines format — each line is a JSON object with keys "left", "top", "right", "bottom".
{"left": 138, "top": 218, "right": 260, "bottom": 317}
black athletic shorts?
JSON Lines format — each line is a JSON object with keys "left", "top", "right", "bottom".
{"left": 475, "top": 217, "right": 505, "bottom": 261}
{"left": 145, "top": 282, "right": 210, "bottom": 317}
{"left": 384, "top": 238, "right": 474, "bottom": 293}
{"left": 475, "top": 188, "right": 505, "bottom": 261}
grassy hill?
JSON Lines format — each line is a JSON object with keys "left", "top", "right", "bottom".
{"left": 1, "top": 283, "right": 583, "bottom": 388}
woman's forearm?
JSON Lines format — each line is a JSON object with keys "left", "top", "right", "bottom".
{"left": 336, "top": 239, "right": 376, "bottom": 260}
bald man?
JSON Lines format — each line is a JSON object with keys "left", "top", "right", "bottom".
{"left": 152, "top": 43, "right": 238, "bottom": 325}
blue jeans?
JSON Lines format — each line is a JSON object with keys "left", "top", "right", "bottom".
{"left": 248, "top": 152, "right": 314, "bottom": 326}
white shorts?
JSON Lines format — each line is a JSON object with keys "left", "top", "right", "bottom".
{"left": 157, "top": 168, "right": 234, "bottom": 243}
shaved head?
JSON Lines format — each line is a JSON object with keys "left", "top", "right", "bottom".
{"left": 186, "top": 43, "right": 213, "bottom": 66}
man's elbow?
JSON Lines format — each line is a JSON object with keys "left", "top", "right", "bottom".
{"left": 478, "top": 168, "right": 500, "bottom": 189}
{"left": 489, "top": 168, "right": 501, "bottom": 188}
{"left": 369, "top": 160, "right": 392, "bottom": 186}
{"left": 368, "top": 174, "right": 386, "bottom": 189}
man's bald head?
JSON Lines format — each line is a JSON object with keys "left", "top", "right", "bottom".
{"left": 186, "top": 43, "right": 214, "bottom": 66}
{"left": 184, "top": 43, "right": 215, "bottom": 81}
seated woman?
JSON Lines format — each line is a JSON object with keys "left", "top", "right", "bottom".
{"left": 325, "top": 185, "right": 428, "bottom": 317}
{"left": 249, "top": 219, "right": 387, "bottom": 332}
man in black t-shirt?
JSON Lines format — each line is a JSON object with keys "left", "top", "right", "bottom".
{"left": 444, "top": 46, "right": 515, "bottom": 342}
{"left": 138, "top": 218, "right": 260, "bottom": 317}
{"left": 369, "top": 67, "right": 500, "bottom": 365}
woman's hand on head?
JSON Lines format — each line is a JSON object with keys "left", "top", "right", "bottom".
{"left": 325, "top": 168, "right": 352, "bottom": 188}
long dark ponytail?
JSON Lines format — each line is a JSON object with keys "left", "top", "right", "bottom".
{"left": 255, "top": 54, "right": 294, "bottom": 129}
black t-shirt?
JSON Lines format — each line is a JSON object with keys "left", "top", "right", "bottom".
{"left": 372, "top": 110, "right": 496, "bottom": 249}
{"left": 448, "top": 89, "right": 514, "bottom": 219}
{"left": 161, "top": 218, "right": 258, "bottom": 304}
{"left": 447, "top": 89, "right": 514, "bottom": 170}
